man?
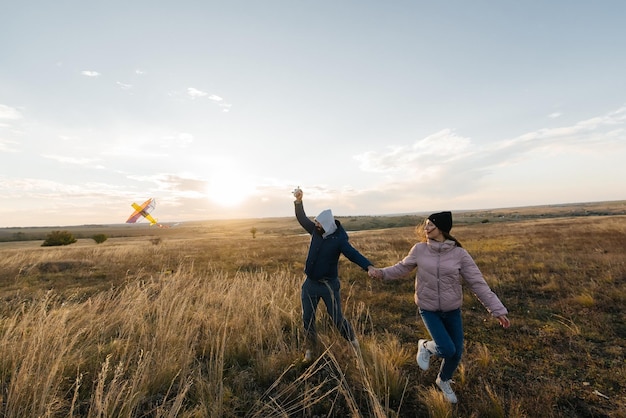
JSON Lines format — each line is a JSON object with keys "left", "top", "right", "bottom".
{"left": 293, "top": 187, "right": 376, "bottom": 362}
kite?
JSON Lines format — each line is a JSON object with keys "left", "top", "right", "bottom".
{"left": 126, "top": 198, "right": 159, "bottom": 226}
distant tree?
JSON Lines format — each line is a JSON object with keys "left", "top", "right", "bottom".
{"left": 92, "top": 233, "right": 108, "bottom": 244}
{"left": 42, "top": 230, "right": 77, "bottom": 247}
{"left": 250, "top": 227, "right": 257, "bottom": 239}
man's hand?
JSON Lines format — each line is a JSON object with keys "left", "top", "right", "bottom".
{"left": 293, "top": 187, "right": 303, "bottom": 202}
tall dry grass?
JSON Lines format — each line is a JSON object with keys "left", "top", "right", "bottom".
{"left": 0, "top": 213, "right": 625, "bottom": 417}
{"left": 0, "top": 239, "right": 402, "bottom": 416}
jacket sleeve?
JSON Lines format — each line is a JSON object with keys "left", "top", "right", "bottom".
{"left": 340, "top": 240, "right": 372, "bottom": 271}
{"left": 380, "top": 244, "right": 418, "bottom": 281}
{"left": 295, "top": 201, "right": 315, "bottom": 235}
{"left": 459, "top": 249, "right": 508, "bottom": 317}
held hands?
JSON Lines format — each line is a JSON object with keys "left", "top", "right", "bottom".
{"left": 368, "top": 266, "right": 383, "bottom": 280}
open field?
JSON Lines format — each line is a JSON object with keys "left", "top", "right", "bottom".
{"left": 2, "top": 200, "right": 626, "bottom": 243}
{"left": 1, "top": 201, "right": 625, "bottom": 417}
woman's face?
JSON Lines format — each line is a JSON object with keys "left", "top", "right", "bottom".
{"left": 424, "top": 220, "right": 444, "bottom": 242}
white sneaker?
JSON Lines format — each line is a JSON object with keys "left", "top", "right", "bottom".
{"left": 304, "top": 349, "right": 313, "bottom": 362}
{"left": 416, "top": 339, "right": 431, "bottom": 370}
{"left": 436, "top": 376, "right": 458, "bottom": 403}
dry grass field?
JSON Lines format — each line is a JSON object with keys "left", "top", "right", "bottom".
{"left": 0, "top": 201, "right": 625, "bottom": 417}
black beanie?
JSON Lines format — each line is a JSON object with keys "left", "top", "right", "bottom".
{"left": 428, "top": 211, "right": 453, "bottom": 233}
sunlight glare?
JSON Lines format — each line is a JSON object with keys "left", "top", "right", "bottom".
{"left": 206, "top": 163, "right": 256, "bottom": 207}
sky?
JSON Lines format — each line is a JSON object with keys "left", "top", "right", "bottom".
{"left": 1, "top": 1, "right": 625, "bottom": 228}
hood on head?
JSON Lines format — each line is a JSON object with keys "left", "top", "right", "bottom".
{"left": 315, "top": 209, "right": 338, "bottom": 238}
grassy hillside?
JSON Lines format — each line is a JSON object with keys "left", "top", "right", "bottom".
{"left": 0, "top": 202, "right": 624, "bottom": 417}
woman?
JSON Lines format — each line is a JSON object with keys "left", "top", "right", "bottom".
{"left": 368, "top": 211, "right": 510, "bottom": 403}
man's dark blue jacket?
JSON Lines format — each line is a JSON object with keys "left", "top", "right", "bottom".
{"left": 295, "top": 201, "right": 372, "bottom": 281}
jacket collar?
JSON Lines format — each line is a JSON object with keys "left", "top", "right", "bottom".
{"left": 427, "top": 239, "right": 456, "bottom": 252}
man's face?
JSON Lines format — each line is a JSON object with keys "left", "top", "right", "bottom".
{"left": 314, "top": 220, "right": 325, "bottom": 234}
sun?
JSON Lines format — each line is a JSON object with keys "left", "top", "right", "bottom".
{"left": 206, "top": 164, "right": 256, "bottom": 207}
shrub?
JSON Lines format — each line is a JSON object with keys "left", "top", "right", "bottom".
{"left": 92, "top": 233, "right": 108, "bottom": 244}
{"left": 41, "top": 230, "right": 77, "bottom": 247}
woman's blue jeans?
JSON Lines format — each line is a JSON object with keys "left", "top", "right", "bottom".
{"left": 301, "top": 277, "right": 355, "bottom": 347}
{"left": 419, "top": 308, "right": 464, "bottom": 381}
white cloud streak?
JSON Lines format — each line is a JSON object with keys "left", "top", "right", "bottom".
{"left": 81, "top": 70, "right": 101, "bottom": 77}
{"left": 355, "top": 107, "right": 626, "bottom": 198}
{"left": 41, "top": 154, "right": 102, "bottom": 166}
{"left": 0, "top": 104, "right": 23, "bottom": 152}
{"left": 186, "top": 89, "right": 231, "bottom": 110}
{"left": 354, "top": 129, "right": 473, "bottom": 174}
{"left": 0, "top": 104, "right": 23, "bottom": 120}
{"left": 116, "top": 81, "right": 132, "bottom": 89}
{"left": 187, "top": 87, "right": 207, "bottom": 98}
{"left": 0, "top": 176, "right": 122, "bottom": 197}
{"left": 0, "top": 138, "right": 19, "bottom": 152}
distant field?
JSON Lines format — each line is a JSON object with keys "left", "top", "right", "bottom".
{"left": 0, "top": 200, "right": 624, "bottom": 417}
{"left": 2, "top": 199, "right": 625, "bottom": 243}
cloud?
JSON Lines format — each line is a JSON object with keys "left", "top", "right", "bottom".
{"left": 187, "top": 87, "right": 208, "bottom": 99}
{"left": 0, "top": 176, "right": 124, "bottom": 198}
{"left": 0, "top": 105, "right": 24, "bottom": 152}
{"left": 158, "top": 174, "right": 208, "bottom": 193}
{"left": 116, "top": 81, "right": 132, "bottom": 89}
{"left": 0, "top": 104, "right": 23, "bottom": 120}
{"left": 41, "top": 154, "right": 103, "bottom": 166}
{"left": 126, "top": 173, "right": 208, "bottom": 197}
{"left": 187, "top": 88, "right": 224, "bottom": 101}
{"left": 497, "top": 106, "right": 626, "bottom": 154}
{"left": 162, "top": 132, "right": 194, "bottom": 147}
{"left": 175, "top": 132, "right": 194, "bottom": 146}
{"left": 81, "top": 70, "right": 101, "bottom": 77}
{"left": 354, "top": 129, "right": 473, "bottom": 174}
{"left": 98, "top": 127, "right": 199, "bottom": 159}
{"left": 0, "top": 138, "right": 19, "bottom": 152}
{"left": 186, "top": 89, "right": 231, "bottom": 110}
{"left": 354, "top": 107, "right": 626, "bottom": 199}
{"left": 412, "top": 129, "right": 472, "bottom": 157}
{"left": 548, "top": 112, "right": 562, "bottom": 119}
{"left": 135, "top": 69, "right": 145, "bottom": 75}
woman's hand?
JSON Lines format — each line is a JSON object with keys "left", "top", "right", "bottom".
{"left": 496, "top": 315, "right": 511, "bottom": 328}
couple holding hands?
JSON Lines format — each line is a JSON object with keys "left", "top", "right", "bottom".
{"left": 293, "top": 188, "right": 510, "bottom": 404}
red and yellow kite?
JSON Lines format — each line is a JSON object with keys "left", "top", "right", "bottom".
{"left": 126, "top": 198, "right": 158, "bottom": 226}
